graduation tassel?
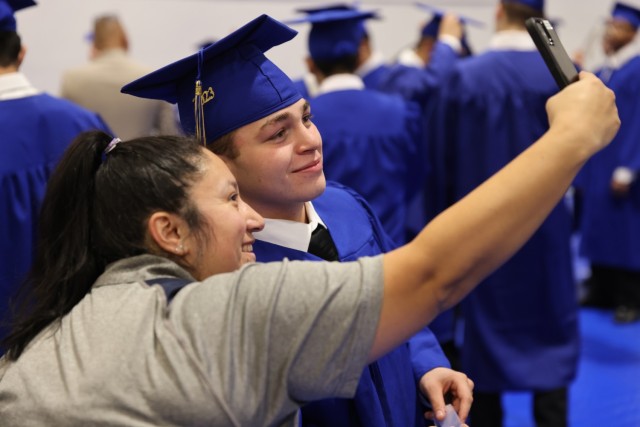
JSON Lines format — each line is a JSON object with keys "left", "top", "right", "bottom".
{"left": 194, "top": 49, "right": 207, "bottom": 145}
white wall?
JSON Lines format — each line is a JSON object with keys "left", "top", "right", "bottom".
{"left": 15, "top": 0, "right": 631, "bottom": 96}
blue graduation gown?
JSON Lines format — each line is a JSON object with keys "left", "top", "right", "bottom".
{"left": 360, "top": 63, "right": 391, "bottom": 90}
{"left": 292, "top": 77, "right": 311, "bottom": 100}
{"left": 310, "top": 90, "right": 424, "bottom": 246}
{"left": 375, "top": 42, "right": 460, "bottom": 244}
{"left": 0, "top": 93, "right": 110, "bottom": 352}
{"left": 576, "top": 56, "right": 640, "bottom": 270}
{"left": 376, "top": 42, "right": 459, "bottom": 105}
{"left": 254, "top": 182, "right": 449, "bottom": 427}
{"left": 432, "top": 51, "right": 579, "bottom": 391}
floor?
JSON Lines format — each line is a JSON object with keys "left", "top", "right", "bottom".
{"left": 503, "top": 307, "right": 640, "bottom": 427}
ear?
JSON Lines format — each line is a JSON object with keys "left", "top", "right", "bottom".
{"left": 306, "top": 56, "right": 324, "bottom": 82}
{"left": 495, "top": 3, "right": 505, "bottom": 23}
{"left": 147, "top": 211, "right": 189, "bottom": 256}
{"left": 357, "top": 38, "right": 370, "bottom": 65}
{"left": 16, "top": 45, "right": 26, "bottom": 68}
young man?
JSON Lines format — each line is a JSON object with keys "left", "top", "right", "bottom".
{"left": 289, "top": 8, "right": 426, "bottom": 245}
{"left": 122, "top": 15, "right": 473, "bottom": 427}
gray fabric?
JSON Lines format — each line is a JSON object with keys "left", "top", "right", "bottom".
{"left": 0, "top": 254, "right": 383, "bottom": 427}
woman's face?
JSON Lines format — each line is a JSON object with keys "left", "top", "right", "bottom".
{"left": 186, "top": 150, "right": 264, "bottom": 280}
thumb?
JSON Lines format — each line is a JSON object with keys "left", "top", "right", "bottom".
{"left": 425, "top": 388, "right": 447, "bottom": 421}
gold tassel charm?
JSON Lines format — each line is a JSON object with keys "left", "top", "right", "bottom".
{"left": 194, "top": 79, "right": 206, "bottom": 145}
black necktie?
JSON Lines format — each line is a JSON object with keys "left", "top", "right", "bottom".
{"left": 308, "top": 224, "right": 339, "bottom": 261}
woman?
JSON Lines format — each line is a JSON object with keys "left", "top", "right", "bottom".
{"left": 0, "top": 70, "right": 619, "bottom": 427}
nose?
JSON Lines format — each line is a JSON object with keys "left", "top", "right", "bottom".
{"left": 296, "top": 122, "right": 322, "bottom": 153}
{"left": 242, "top": 199, "right": 265, "bottom": 233}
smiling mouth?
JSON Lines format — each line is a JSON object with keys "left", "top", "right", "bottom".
{"left": 242, "top": 243, "right": 254, "bottom": 253}
{"left": 293, "top": 159, "right": 321, "bottom": 173}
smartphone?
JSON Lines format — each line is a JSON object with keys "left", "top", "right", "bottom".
{"left": 526, "top": 17, "right": 579, "bottom": 89}
{"left": 433, "top": 404, "right": 463, "bottom": 427}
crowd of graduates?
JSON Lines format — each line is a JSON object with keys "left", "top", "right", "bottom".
{"left": 0, "top": 0, "right": 636, "bottom": 426}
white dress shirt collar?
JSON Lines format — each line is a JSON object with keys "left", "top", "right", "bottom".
{"left": 0, "top": 72, "right": 40, "bottom": 100}
{"left": 254, "top": 202, "right": 327, "bottom": 252}
{"left": 317, "top": 73, "right": 365, "bottom": 95}
{"left": 489, "top": 30, "right": 536, "bottom": 52}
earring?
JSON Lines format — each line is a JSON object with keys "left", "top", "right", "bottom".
{"left": 175, "top": 244, "right": 184, "bottom": 254}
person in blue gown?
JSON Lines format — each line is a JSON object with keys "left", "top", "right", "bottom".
{"left": 0, "top": 0, "right": 110, "bottom": 354}
{"left": 429, "top": 1, "right": 578, "bottom": 426}
{"left": 121, "top": 14, "right": 475, "bottom": 427}
{"left": 292, "top": 8, "right": 427, "bottom": 246}
{"left": 576, "top": 2, "right": 640, "bottom": 324}
{"left": 395, "top": 3, "right": 479, "bottom": 71}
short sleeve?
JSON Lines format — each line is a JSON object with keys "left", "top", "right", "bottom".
{"left": 168, "top": 255, "right": 384, "bottom": 424}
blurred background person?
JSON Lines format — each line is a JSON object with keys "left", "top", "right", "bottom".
{"left": 0, "top": 0, "right": 110, "bottom": 354}
{"left": 60, "top": 14, "right": 179, "bottom": 140}
{"left": 396, "top": 3, "right": 481, "bottom": 68}
{"left": 429, "top": 0, "right": 579, "bottom": 425}
{"left": 576, "top": 1, "right": 640, "bottom": 324}
{"left": 291, "top": 7, "right": 425, "bottom": 246}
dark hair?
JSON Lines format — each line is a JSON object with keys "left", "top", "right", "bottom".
{"left": 1, "top": 131, "right": 207, "bottom": 360}
{"left": 502, "top": 1, "right": 545, "bottom": 24}
{"left": 207, "top": 129, "right": 239, "bottom": 159}
{"left": 0, "top": 31, "right": 21, "bottom": 67}
{"left": 313, "top": 54, "right": 359, "bottom": 77}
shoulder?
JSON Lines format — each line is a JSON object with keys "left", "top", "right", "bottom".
{"left": 316, "top": 182, "right": 371, "bottom": 210}
{"left": 32, "top": 94, "right": 109, "bottom": 129}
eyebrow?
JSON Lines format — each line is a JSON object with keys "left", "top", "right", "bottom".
{"left": 260, "top": 101, "right": 310, "bottom": 130}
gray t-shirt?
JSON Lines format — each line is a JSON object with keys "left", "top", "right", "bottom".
{"left": 0, "top": 254, "right": 383, "bottom": 426}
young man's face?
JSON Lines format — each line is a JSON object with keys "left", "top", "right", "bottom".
{"left": 222, "top": 98, "right": 326, "bottom": 221}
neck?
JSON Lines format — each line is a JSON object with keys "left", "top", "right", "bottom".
{"left": 247, "top": 199, "right": 308, "bottom": 223}
{"left": 0, "top": 65, "right": 19, "bottom": 75}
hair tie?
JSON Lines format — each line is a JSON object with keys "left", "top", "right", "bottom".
{"left": 101, "top": 137, "right": 121, "bottom": 163}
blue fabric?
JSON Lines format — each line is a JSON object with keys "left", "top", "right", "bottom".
{"left": 431, "top": 51, "right": 579, "bottom": 391}
{"left": 145, "top": 278, "right": 192, "bottom": 302}
{"left": 0, "top": 0, "right": 35, "bottom": 32}
{"left": 503, "top": 0, "right": 544, "bottom": 10}
{"left": 359, "top": 63, "right": 390, "bottom": 90}
{"left": 377, "top": 42, "right": 458, "bottom": 104}
{"left": 286, "top": 9, "right": 377, "bottom": 61}
{"left": 612, "top": 2, "right": 640, "bottom": 27}
{"left": 292, "top": 77, "right": 311, "bottom": 100}
{"left": 0, "top": 93, "right": 110, "bottom": 354}
{"left": 576, "top": 56, "right": 640, "bottom": 270}
{"left": 310, "top": 89, "right": 424, "bottom": 245}
{"left": 414, "top": 2, "right": 485, "bottom": 37}
{"left": 254, "top": 182, "right": 449, "bottom": 427}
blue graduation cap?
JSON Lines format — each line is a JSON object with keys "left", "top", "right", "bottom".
{"left": 286, "top": 8, "right": 379, "bottom": 61}
{"left": 612, "top": 2, "right": 640, "bottom": 28}
{"left": 0, "top": 0, "right": 36, "bottom": 32}
{"left": 295, "top": 3, "right": 357, "bottom": 14}
{"left": 502, "top": 0, "right": 544, "bottom": 11}
{"left": 414, "top": 2, "right": 484, "bottom": 38}
{"left": 121, "top": 15, "right": 302, "bottom": 144}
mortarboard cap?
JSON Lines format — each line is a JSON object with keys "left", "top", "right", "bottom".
{"left": 611, "top": 2, "right": 640, "bottom": 28}
{"left": 121, "top": 15, "right": 302, "bottom": 144}
{"left": 414, "top": 2, "right": 484, "bottom": 38}
{"left": 295, "top": 3, "right": 357, "bottom": 14}
{"left": 501, "top": 0, "right": 545, "bottom": 11}
{"left": 0, "top": 0, "right": 35, "bottom": 32}
{"left": 286, "top": 8, "right": 379, "bottom": 61}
